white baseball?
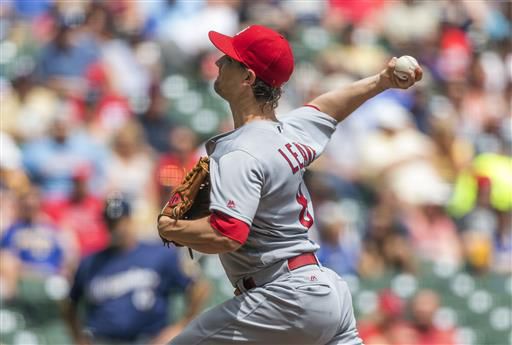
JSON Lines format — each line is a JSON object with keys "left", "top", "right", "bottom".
{"left": 393, "top": 55, "right": 419, "bottom": 81}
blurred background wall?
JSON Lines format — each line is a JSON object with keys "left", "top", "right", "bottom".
{"left": 0, "top": 1, "right": 510, "bottom": 344}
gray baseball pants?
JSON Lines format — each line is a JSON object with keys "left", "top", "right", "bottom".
{"left": 170, "top": 265, "right": 362, "bottom": 344}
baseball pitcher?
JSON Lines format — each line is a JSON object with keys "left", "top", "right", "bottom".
{"left": 158, "top": 25, "right": 422, "bottom": 344}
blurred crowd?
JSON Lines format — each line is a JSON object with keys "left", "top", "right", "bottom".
{"left": 0, "top": 1, "right": 510, "bottom": 345}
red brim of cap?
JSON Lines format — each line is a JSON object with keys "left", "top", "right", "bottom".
{"left": 208, "top": 31, "right": 243, "bottom": 62}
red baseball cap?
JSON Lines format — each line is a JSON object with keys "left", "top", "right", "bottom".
{"left": 208, "top": 25, "right": 294, "bottom": 88}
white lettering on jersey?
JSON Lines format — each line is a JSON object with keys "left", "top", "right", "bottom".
{"left": 12, "top": 226, "right": 55, "bottom": 259}
{"left": 277, "top": 142, "right": 317, "bottom": 174}
{"left": 132, "top": 288, "right": 156, "bottom": 311}
{"left": 87, "top": 268, "right": 161, "bottom": 302}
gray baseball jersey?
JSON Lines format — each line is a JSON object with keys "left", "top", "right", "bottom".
{"left": 206, "top": 106, "right": 336, "bottom": 286}
{"left": 170, "top": 106, "right": 362, "bottom": 345}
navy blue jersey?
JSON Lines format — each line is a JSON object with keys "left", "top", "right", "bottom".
{"left": 69, "top": 242, "right": 191, "bottom": 341}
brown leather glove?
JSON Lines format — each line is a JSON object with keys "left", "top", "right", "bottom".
{"left": 158, "top": 157, "right": 210, "bottom": 251}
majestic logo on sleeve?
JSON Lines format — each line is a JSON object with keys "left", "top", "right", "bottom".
{"left": 277, "top": 142, "right": 316, "bottom": 174}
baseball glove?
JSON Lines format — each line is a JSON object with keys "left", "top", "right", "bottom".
{"left": 158, "top": 156, "right": 210, "bottom": 252}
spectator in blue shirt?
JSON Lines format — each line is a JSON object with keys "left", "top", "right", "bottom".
{"left": 22, "top": 112, "right": 108, "bottom": 200}
{"left": 316, "top": 201, "right": 361, "bottom": 276}
{"left": 0, "top": 186, "right": 75, "bottom": 276}
{"left": 64, "top": 194, "right": 209, "bottom": 345}
{"left": 0, "top": 186, "right": 77, "bottom": 300}
{"left": 36, "top": 17, "right": 98, "bottom": 96}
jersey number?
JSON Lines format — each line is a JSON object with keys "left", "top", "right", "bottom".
{"left": 296, "top": 184, "right": 314, "bottom": 229}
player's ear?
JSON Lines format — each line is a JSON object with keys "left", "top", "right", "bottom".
{"left": 243, "top": 69, "right": 257, "bottom": 86}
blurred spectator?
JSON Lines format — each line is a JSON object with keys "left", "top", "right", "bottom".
{"left": 316, "top": 201, "right": 361, "bottom": 276}
{"left": 105, "top": 121, "right": 157, "bottom": 238}
{"left": 428, "top": 107, "right": 473, "bottom": 182}
{"left": 36, "top": 16, "right": 98, "bottom": 97}
{"left": 42, "top": 165, "right": 109, "bottom": 257}
{"left": 461, "top": 230, "right": 493, "bottom": 275}
{"left": 410, "top": 289, "right": 457, "bottom": 345}
{"left": 155, "top": 126, "right": 201, "bottom": 206}
{"left": 0, "top": 131, "right": 30, "bottom": 233}
{"left": 79, "top": 61, "right": 133, "bottom": 144}
{"left": 459, "top": 173, "right": 511, "bottom": 275}
{"left": 359, "top": 195, "right": 415, "bottom": 278}
{"left": 22, "top": 110, "right": 107, "bottom": 200}
{"left": 78, "top": 1, "right": 116, "bottom": 50}
{"left": 449, "top": 153, "right": 512, "bottom": 218}
{"left": 328, "top": 0, "right": 385, "bottom": 24}
{"left": 156, "top": 1, "right": 239, "bottom": 57}
{"left": 358, "top": 289, "right": 417, "bottom": 345}
{"left": 436, "top": 27, "right": 473, "bottom": 83}
{"left": 459, "top": 175, "right": 498, "bottom": 235}
{"left": 140, "top": 84, "right": 175, "bottom": 154}
{"left": 0, "top": 186, "right": 78, "bottom": 300}
{"left": 492, "top": 210, "right": 512, "bottom": 274}
{"left": 1, "top": 74, "right": 60, "bottom": 141}
{"left": 358, "top": 100, "right": 447, "bottom": 206}
{"left": 10, "top": 0, "right": 53, "bottom": 19}
{"left": 64, "top": 194, "right": 209, "bottom": 345}
{"left": 403, "top": 199, "right": 463, "bottom": 268}
{"left": 80, "top": 1, "right": 151, "bottom": 104}
{"left": 458, "top": 175, "right": 497, "bottom": 273}
{"left": 458, "top": 53, "right": 508, "bottom": 142}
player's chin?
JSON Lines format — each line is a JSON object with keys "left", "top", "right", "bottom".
{"left": 213, "top": 80, "right": 225, "bottom": 98}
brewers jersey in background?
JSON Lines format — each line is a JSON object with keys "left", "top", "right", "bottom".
{"left": 206, "top": 107, "right": 337, "bottom": 285}
{"left": 69, "top": 243, "right": 191, "bottom": 342}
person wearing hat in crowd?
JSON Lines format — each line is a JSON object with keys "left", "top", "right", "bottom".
{"left": 65, "top": 194, "right": 209, "bottom": 345}
{"left": 158, "top": 24, "right": 422, "bottom": 344}
{"left": 358, "top": 289, "right": 418, "bottom": 345}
